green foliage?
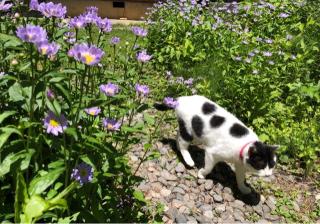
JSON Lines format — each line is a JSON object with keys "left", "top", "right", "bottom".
{"left": 147, "top": 0, "right": 320, "bottom": 175}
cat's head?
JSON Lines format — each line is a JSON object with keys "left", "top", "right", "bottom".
{"left": 245, "top": 141, "right": 279, "bottom": 176}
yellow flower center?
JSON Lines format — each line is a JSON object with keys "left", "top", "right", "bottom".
{"left": 83, "top": 53, "right": 94, "bottom": 64}
{"left": 89, "top": 111, "right": 95, "bottom": 115}
{"left": 27, "top": 34, "right": 34, "bottom": 40}
{"left": 41, "top": 47, "right": 48, "bottom": 55}
{"left": 107, "top": 124, "right": 114, "bottom": 130}
{"left": 49, "top": 119, "right": 59, "bottom": 127}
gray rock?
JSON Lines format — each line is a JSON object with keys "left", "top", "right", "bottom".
{"left": 215, "top": 204, "right": 226, "bottom": 214}
{"left": 186, "top": 216, "right": 198, "bottom": 224}
{"left": 204, "top": 180, "right": 214, "bottom": 190}
{"left": 175, "top": 162, "right": 185, "bottom": 173}
{"left": 165, "top": 208, "right": 178, "bottom": 220}
{"left": 223, "top": 192, "right": 234, "bottom": 202}
{"left": 215, "top": 183, "right": 224, "bottom": 192}
{"left": 176, "top": 193, "right": 184, "bottom": 201}
{"left": 198, "top": 179, "right": 206, "bottom": 185}
{"left": 203, "top": 210, "right": 214, "bottom": 219}
{"left": 266, "top": 196, "right": 276, "bottom": 211}
{"left": 173, "top": 187, "right": 185, "bottom": 195}
{"left": 230, "top": 200, "right": 246, "bottom": 212}
{"left": 262, "top": 204, "right": 271, "bottom": 214}
{"left": 178, "top": 206, "right": 189, "bottom": 214}
{"left": 233, "top": 209, "right": 245, "bottom": 222}
{"left": 158, "top": 177, "right": 168, "bottom": 186}
{"left": 213, "top": 194, "right": 223, "bottom": 203}
{"left": 220, "top": 212, "right": 234, "bottom": 222}
{"left": 257, "top": 219, "right": 270, "bottom": 223}
{"left": 175, "top": 213, "right": 188, "bottom": 224}
{"left": 199, "top": 204, "right": 212, "bottom": 211}
{"left": 293, "top": 201, "right": 300, "bottom": 212}
{"left": 253, "top": 205, "right": 263, "bottom": 216}
{"left": 195, "top": 214, "right": 212, "bottom": 223}
{"left": 265, "top": 214, "right": 280, "bottom": 221}
{"left": 161, "top": 170, "right": 178, "bottom": 181}
{"left": 204, "top": 194, "right": 213, "bottom": 204}
{"left": 172, "top": 199, "right": 184, "bottom": 208}
{"left": 178, "top": 183, "right": 189, "bottom": 191}
{"left": 223, "top": 187, "right": 232, "bottom": 194}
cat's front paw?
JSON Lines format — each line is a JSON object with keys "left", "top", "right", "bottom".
{"left": 198, "top": 168, "right": 206, "bottom": 179}
{"left": 239, "top": 185, "right": 252, "bottom": 195}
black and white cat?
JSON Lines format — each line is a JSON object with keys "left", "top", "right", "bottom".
{"left": 158, "top": 95, "right": 278, "bottom": 194}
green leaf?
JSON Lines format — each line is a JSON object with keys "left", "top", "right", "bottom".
{"left": 64, "top": 127, "right": 78, "bottom": 141}
{"left": 23, "top": 195, "right": 49, "bottom": 220}
{"left": 28, "top": 167, "right": 65, "bottom": 196}
{"left": 0, "top": 33, "right": 22, "bottom": 48}
{"left": 57, "top": 212, "right": 80, "bottom": 224}
{"left": 8, "top": 82, "right": 24, "bottom": 102}
{"left": 15, "top": 172, "right": 29, "bottom": 223}
{"left": 0, "top": 149, "right": 35, "bottom": 177}
{"left": 0, "top": 111, "right": 16, "bottom": 124}
{"left": 0, "top": 126, "right": 23, "bottom": 150}
{"left": 133, "top": 190, "right": 146, "bottom": 202}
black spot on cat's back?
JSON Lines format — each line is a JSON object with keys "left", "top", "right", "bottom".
{"left": 210, "top": 115, "right": 225, "bottom": 128}
{"left": 192, "top": 115, "right": 204, "bottom": 137}
{"left": 178, "top": 118, "right": 193, "bottom": 142}
{"left": 202, "top": 102, "right": 216, "bottom": 115}
{"left": 230, "top": 123, "right": 248, "bottom": 137}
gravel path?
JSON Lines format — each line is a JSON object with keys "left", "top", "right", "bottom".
{"left": 128, "top": 135, "right": 320, "bottom": 223}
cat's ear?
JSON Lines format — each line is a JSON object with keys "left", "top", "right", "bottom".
{"left": 270, "top": 145, "right": 280, "bottom": 151}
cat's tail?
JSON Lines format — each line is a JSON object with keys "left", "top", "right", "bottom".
{"left": 153, "top": 103, "right": 174, "bottom": 111}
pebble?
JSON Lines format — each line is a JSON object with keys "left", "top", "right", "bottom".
{"left": 186, "top": 216, "right": 197, "bottom": 224}
{"left": 203, "top": 210, "right": 214, "bottom": 219}
{"left": 195, "top": 214, "right": 212, "bottom": 223}
{"left": 223, "top": 187, "right": 232, "bottom": 194}
{"left": 198, "top": 179, "right": 206, "bottom": 185}
{"left": 204, "top": 180, "right": 214, "bottom": 190}
{"left": 161, "top": 170, "right": 178, "bottom": 181}
{"left": 253, "top": 205, "right": 263, "bottom": 216}
{"left": 175, "top": 162, "right": 185, "bottom": 173}
{"left": 172, "top": 199, "right": 184, "bottom": 208}
{"left": 266, "top": 196, "right": 277, "bottom": 211}
{"left": 160, "top": 188, "right": 172, "bottom": 197}
{"left": 293, "top": 201, "right": 300, "bottom": 212}
{"left": 215, "top": 204, "right": 226, "bottom": 214}
{"left": 173, "top": 187, "right": 185, "bottom": 194}
{"left": 233, "top": 209, "right": 245, "bottom": 222}
{"left": 264, "top": 214, "right": 279, "bottom": 221}
{"left": 262, "top": 205, "right": 271, "bottom": 214}
{"left": 200, "top": 204, "right": 212, "bottom": 211}
{"left": 175, "top": 213, "right": 188, "bottom": 223}
{"left": 213, "top": 194, "right": 223, "bottom": 203}
{"left": 223, "top": 192, "right": 234, "bottom": 202}
{"left": 316, "top": 193, "right": 320, "bottom": 201}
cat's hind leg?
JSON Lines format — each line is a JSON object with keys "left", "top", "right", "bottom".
{"left": 198, "top": 151, "right": 217, "bottom": 179}
{"left": 177, "top": 118, "right": 194, "bottom": 167}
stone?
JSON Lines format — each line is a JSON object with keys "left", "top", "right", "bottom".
{"left": 203, "top": 210, "right": 214, "bottom": 219}
{"left": 257, "top": 219, "right": 270, "bottom": 223}
{"left": 264, "top": 214, "right": 280, "bottom": 221}
{"left": 223, "top": 187, "right": 232, "bottom": 194}
{"left": 262, "top": 205, "right": 271, "bottom": 214}
{"left": 195, "top": 214, "right": 212, "bottom": 223}
{"left": 178, "top": 206, "right": 189, "bottom": 214}
{"left": 175, "top": 213, "right": 188, "bottom": 224}
{"left": 253, "top": 205, "right": 263, "bottom": 216}
{"left": 161, "top": 170, "right": 178, "bottom": 181}
{"left": 160, "top": 188, "right": 172, "bottom": 197}
{"left": 172, "top": 199, "right": 184, "bottom": 208}
{"left": 175, "top": 162, "right": 185, "bottom": 173}
{"left": 233, "top": 209, "right": 245, "bottom": 222}
{"left": 204, "top": 180, "right": 214, "bottom": 190}
{"left": 165, "top": 208, "right": 178, "bottom": 220}
{"left": 130, "top": 154, "right": 139, "bottom": 162}
{"left": 173, "top": 187, "right": 185, "bottom": 195}
{"left": 315, "top": 193, "right": 320, "bottom": 201}
{"left": 186, "top": 216, "right": 198, "bottom": 224}
{"left": 198, "top": 179, "right": 206, "bottom": 185}
{"left": 204, "top": 195, "right": 213, "bottom": 204}
{"left": 223, "top": 192, "right": 234, "bottom": 202}
{"left": 199, "top": 204, "right": 212, "bottom": 211}
{"left": 266, "top": 196, "right": 276, "bottom": 211}
{"left": 220, "top": 212, "right": 234, "bottom": 222}
{"left": 260, "top": 194, "right": 266, "bottom": 203}
{"left": 147, "top": 173, "right": 158, "bottom": 182}
{"left": 178, "top": 183, "right": 189, "bottom": 191}
{"left": 215, "top": 204, "right": 226, "bottom": 214}
{"left": 213, "top": 194, "right": 223, "bottom": 203}
{"left": 231, "top": 200, "right": 246, "bottom": 212}
{"left": 293, "top": 201, "right": 300, "bottom": 212}
{"left": 215, "top": 183, "right": 224, "bottom": 192}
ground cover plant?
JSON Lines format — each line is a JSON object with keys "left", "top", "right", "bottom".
{"left": 147, "top": 0, "right": 320, "bottom": 177}
{"left": 0, "top": 0, "right": 197, "bottom": 222}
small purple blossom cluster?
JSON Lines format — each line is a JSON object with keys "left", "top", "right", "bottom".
{"left": 71, "top": 163, "right": 94, "bottom": 185}
{"left": 0, "top": 0, "right": 13, "bottom": 11}
{"left": 29, "top": 0, "right": 66, "bottom": 18}
{"left": 16, "top": 24, "right": 60, "bottom": 58}
{"left": 69, "top": 6, "right": 112, "bottom": 33}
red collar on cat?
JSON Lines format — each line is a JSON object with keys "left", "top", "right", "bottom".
{"left": 239, "top": 141, "right": 256, "bottom": 160}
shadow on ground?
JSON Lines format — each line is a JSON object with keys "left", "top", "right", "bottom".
{"left": 161, "top": 138, "right": 261, "bottom": 206}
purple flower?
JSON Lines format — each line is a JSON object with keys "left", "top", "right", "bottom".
{"left": 248, "top": 52, "right": 255, "bottom": 57}
{"left": 176, "top": 76, "right": 184, "bottom": 84}
{"left": 46, "top": 88, "right": 55, "bottom": 100}
{"left": 85, "top": 6, "right": 98, "bottom": 14}
{"left": 97, "top": 18, "right": 112, "bottom": 32}
{"left": 0, "top": 72, "right": 5, "bottom": 78}
{"left": 165, "top": 71, "right": 173, "bottom": 79}
{"left": 64, "top": 32, "right": 76, "bottom": 44}
{"left": 99, "top": 83, "right": 119, "bottom": 96}
{"left": 37, "top": 41, "right": 60, "bottom": 56}
{"left": 69, "top": 16, "right": 87, "bottom": 29}
{"left": 102, "top": 118, "right": 121, "bottom": 131}
{"left": 29, "top": 0, "right": 38, "bottom": 10}
{"left": 16, "top": 24, "right": 47, "bottom": 44}
{"left": 135, "top": 84, "right": 150, "bottom": 96}
{"left": 163, "top": 97, "right": 179, "bottom": 109}
{"left": 110, "top": 36, "right": 120, "bottom": 45}
{"left": 43, "top": 111, "right": 68, "bottom": 136}
{"left": 263, "top": 51, "right": 272, "bottom": 57}
{"left": 38, "top": 2, "right": 67, "bottom": 18}
{"left": 234, "top": 56, "right": 242, "bottom": 61}
{"left": 137, "top": 50, "right": 152, "bottom": 63}
{"left": 0, "top": 0, "right": 13, "bottom": 11}
{"left": 279, "top": 13, "right": 289, "bottom": 18}
{"left": 132, "top": 26, "right": 148, "bottom": 37}
{"left": 84, "top": 106, "right": 101, "bottom": 116}
{"left": 71, "top": 163, "right": 94, "bottom": 185}
{"left": 68, "top": 43, "right": 104, "bottom": 66}
{"left": 265, "top": 39, "right": 273, "bottom": 44}
{"left": 184, "top": 78, "right": 194, "bottom": 87}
